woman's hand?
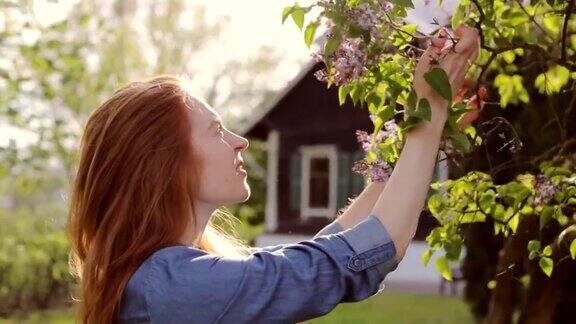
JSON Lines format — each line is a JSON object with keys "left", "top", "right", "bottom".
{"left": 412, "top": 24, "right": 480, "bottom": 122}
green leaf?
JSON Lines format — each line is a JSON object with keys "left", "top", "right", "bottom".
{"left": 349, "top": 83, "right": 364, "bottom": 106}
{"left": 424, "top": 67, "right": 452, "bottom": 101}
{"left": 338, "top": 85, "right": 352, "bottom": 105}
{"left": 282, "top": 6, "right": 294, "bottom": 24}
{"left": 427, "top": 193, "right": 443, "bottom": 216}
{"left": 406, "top": 88, "right": 418, "bottom": 111}
{"left": 494, "top": 74, "right": 530, "bottom": 107}
{"left": 291, "top": 6, "right": 305, "bottom": 30}
{"left": 324, "top": 30, "right": 342, "bottom": 57}
{"left": 304, "top": 21, "right": 319, "bottom": 48}
{"left": 367, "top": 91, "right": 384, "bottom": 113}
{"left": 527, "top": 240, "right": 541, "bottom": 252}
{"left": 451, "top": 4, "right": 465, "bottom": 30}
{"left": 534, "top": 65, "right": 571, "bottom": 94}
{"left": 446, "top": 128, "right": 471, "bottom": 153}
{"left": 538, "top": 257, "right": 553, "bottom": 277}
{"left": 416, "top": 98, "right": 432, "bottom": 121}
{"left": 435, "top": 256, "right": 453, "bottom": 280}
{"left": 479, "top": 190, "right": 496, "bottom": 213}
{"left": 570, "top": 239, "right": 576, "bottom": 259}
{"left": 508, "top": 214, "right": 519, "bottom": 234}
{"left": 422, "top": 249, "right": 433, "bottom": 266}
{"left": 389, "top": 0, "right": 415, "bottom": 8}
{"left": 542, "top": 245, "right": 552, "bottom": 257}
{"left": 540, "top": 206, "right": 554, "bottom": 230}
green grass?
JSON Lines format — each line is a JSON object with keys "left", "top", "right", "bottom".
{"left": 0, "top": 292, "right": 474, "bottom": 324}
{"left": 308, "top": 291, "right": 475, "bottom": 324}
{"left": 0, "top": 308, "right": 74, "bottom": 324}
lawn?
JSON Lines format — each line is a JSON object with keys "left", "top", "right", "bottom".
{"left": 309, "top": 291, "right": 475, "bottom": 324}
{"left": 0, "top": 292, "right": 475, "bottom": 323}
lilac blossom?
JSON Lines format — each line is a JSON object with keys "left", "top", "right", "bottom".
{"left": 346, "top": 3, "right": 379, "bottom": 31}
{"left": 332, "top": 37, "right": 367, "bottom": 86}
{"left": 314, "top": 69, "right": 328, "bottom": 82}
{"left": 345, "top": 1, "right": 392, "bottom": 41}
{"left": 533, "top": 174, "right": 557, "bottom": 205}
{"left": 311, "top": 36, "right": 367, "bottom": 85}
{"left": 367, "top": 115, "right": 399, "bottom": 144}
{"left": 355, "top": 130, "right": 372, "bottom": 152}
{"left": 351, "top": 157, "right": 393, "bottom": 183}
{"left": 368, "top": 159, "right": 393, "bottom": 182}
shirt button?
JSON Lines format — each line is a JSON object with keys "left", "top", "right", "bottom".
{"left": 353, "top": 259, "right": 362, "bottom": 268}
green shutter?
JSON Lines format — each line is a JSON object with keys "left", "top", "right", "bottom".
{"left": 289, "top": 151, "right": 302, "bottom": 211}
{"left": 351, "top": 149, "right": 366, "bottom": 196}
{"left": 337, "top": 151, "right": 351, "bottom": 210}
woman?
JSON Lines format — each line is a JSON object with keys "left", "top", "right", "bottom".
{"left": 67, "top": 25, "right": 479, "bottom": 323}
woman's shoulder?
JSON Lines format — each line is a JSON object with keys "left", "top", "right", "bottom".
{"left": 126, "top": 244, "right": 242, "bottom": 292}
{"left": 121, "top": 245, "right": 247, "bottom": 323}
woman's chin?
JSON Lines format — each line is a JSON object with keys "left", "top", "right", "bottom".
{"left": 235, "top": 184, "right": 251, "bottom": 203}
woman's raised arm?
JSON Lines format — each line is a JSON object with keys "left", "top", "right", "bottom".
{"left": 370, "top": 25, "right": 480, "bottom": 263}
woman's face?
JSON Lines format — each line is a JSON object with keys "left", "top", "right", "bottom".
{"left": 186, "top": 95, "right": 251, "bottom": 208}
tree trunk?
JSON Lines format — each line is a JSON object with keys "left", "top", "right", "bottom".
{"left": 517, "top": 229, "right": 575, "bottom": 324}
{"left": 484, "top": 215, "right": 538, "bottom": 324}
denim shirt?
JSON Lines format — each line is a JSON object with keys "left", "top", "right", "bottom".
{"left": 119, "top": 214, "right": 399, "bottom": 323}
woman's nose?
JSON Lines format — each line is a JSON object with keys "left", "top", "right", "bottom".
{"left": 233, "top": 133, "right": 249, "bottom": 151}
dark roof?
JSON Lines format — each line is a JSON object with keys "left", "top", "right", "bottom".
{"left": 238, "top": 59, "right": 321, "bottom": 139}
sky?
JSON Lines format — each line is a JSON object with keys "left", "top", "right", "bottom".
{"left": 0, "top": 0, "right": 459, "bottom": 148}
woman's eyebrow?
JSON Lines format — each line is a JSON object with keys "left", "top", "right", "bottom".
{"left": 207, "top": 118, "right": 223, "bottom": 131}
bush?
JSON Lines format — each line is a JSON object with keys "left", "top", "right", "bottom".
{"left": 0, "top": 205, "right": 74, "bottom": 317}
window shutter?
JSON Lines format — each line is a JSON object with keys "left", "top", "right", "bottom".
{"left": 350, "top": 149, "right": 366, "bottom": 197}
{"left": 337, "top": 150, "right": 351, "bottom": 210}
{"left": 289, "top": 151, "right": 302, "bottom": 211}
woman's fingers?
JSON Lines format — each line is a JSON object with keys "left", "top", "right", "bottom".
{"left": 431, "top": 27, "right": 451, "bottom": 51}
{"left": 453, "top": 25, "right": 479, "bottom": 55}
{"left": 413, "top": 24, "right": 480, "bottom": 110}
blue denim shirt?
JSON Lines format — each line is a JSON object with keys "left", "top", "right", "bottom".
{"left": 119, "top": 214, "right": 399, "bottom": 323}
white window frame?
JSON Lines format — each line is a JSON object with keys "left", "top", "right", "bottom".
{"left": 299, "top": 144, "right": 338, "bottom": 220}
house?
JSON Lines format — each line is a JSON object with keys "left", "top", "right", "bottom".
{"left": 239, "top": 59, "right": 465, "bottom": 296}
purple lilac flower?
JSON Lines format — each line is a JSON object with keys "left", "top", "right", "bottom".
{"left": 351, "top": 158, "right": 393, "bottom": 183}
{"left": 533, "top": 174, "right": 557, "bottom": 205}
{"left": 346, "top": 3, "right": 379, "bottom": 31}
{"left": 366, "top": 116, "right": 399, "bottom": 144}
{"left": 382, "top": 119, "right": 399, "bottom": 142}
{"left": 352, "top": 159, "right": 370, "bottom": 174}
{"left": 345, "top": 1, "right": 392, "bottom": 41}
{"left": 368, "top": 159, "right": 393, "bottom": 182}
{"left": 312, "top": 51, "right": 324, "bottom": 63}
{"left": 355, "top": 130, "right": 372, "bottom": 152}
{"left": 331, "top": 37, "right": 367, "bottom": 86}
{"left": 378, "top": 0, "right": 393, "bottom": 12}
{"left": 314, "top": 69, "right": 328, "bottom": 82}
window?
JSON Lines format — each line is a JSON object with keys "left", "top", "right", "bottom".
{"left": 299, "top": 145, "right": 337, "bottom": 219}
{"left": 309, "top": 157, "right": 330, "bottom": 208}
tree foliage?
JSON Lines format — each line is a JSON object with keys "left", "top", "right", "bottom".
{"left": 287, "top": 0, "right": 576, "bottom": 321}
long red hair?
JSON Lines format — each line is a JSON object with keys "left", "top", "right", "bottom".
{"left": 67, "top": 75, "right": 251, "bottom": 323}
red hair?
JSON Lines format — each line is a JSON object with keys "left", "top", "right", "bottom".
{"left": 67, "top": 75, "right": 250, "bottom": 323}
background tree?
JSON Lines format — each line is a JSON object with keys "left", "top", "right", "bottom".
{"left": 0, "top": 0, "right": 282, "bottom": 314}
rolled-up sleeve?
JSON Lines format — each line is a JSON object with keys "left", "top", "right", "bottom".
{"left": 217, "top": 213, "right": 399, "bottom": 323}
